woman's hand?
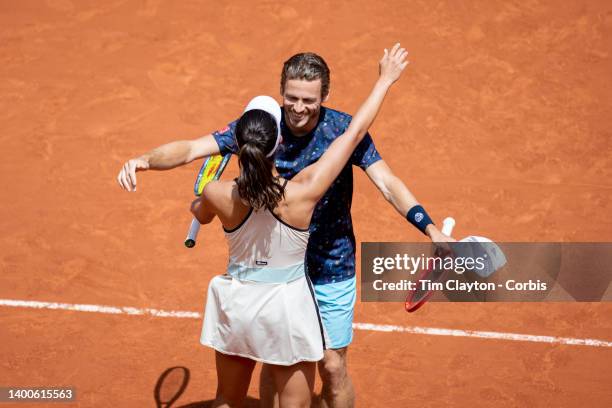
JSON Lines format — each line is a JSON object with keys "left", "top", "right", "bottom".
{"left": 379, "top": 43, "right": 409, "bottom": 85}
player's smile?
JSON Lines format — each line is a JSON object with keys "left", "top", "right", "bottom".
{"left": 281, "top": 79, "right": 325, "bottom": 136}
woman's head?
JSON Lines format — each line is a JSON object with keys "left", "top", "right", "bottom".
{"left": 235, "top": 97, "right": 284, "bottom": 209}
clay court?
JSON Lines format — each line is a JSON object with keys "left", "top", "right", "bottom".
{"left": 1, "top": 0, "right": 611, "bottom": 406}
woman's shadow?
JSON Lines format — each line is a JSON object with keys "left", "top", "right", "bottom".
{"left": 154, "top": 366, "right": 260, "bottom": 408}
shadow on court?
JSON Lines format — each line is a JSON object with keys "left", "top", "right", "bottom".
{"left": 154, "top": 365, "right": 260, "bottom": 408}
{"left": 177, "top": 398, "right": 260, "bottom": 408}
{"left": 154, "top": 366, "right": 190, "bottom": 408}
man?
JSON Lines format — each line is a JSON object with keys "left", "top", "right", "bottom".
{"left": 117, "top": 45, "right": 452, "bottom": 407}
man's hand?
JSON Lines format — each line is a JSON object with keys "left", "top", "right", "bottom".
{"left": 117, "top": 157, "right": 149, "bottom": 192}
{"left": 426, "top": 224, "right": 456, "bottom": 243}
{"left": 379, "top": 43, "right": 409, "bottom": 85}
{"left": 115, "top": 135, "right": 222, "bottom": 192}
{"left": 426, "top": 224, "right": 456, "bottom": 258}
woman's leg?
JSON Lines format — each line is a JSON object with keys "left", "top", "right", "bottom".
{"left": 268, "top": 361, "right": 316, "bottom": 408}
{"left": 212, "top": 351, "right": 256, "bottom": 408}
{"left": 259, "top": 363, "right": 280, "bottom": 408}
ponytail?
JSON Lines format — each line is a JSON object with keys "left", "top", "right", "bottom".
{"left": 235, "top": 110, "right": 285, "bottom": 209}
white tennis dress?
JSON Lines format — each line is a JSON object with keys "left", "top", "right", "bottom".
{"left": 200, "top": 206, "right": 327, "bottom": 365}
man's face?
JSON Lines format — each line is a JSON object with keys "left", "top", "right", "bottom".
{"left": 281, "top": 79, "right": 327, "bottom": 135}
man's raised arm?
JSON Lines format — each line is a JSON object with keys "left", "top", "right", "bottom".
{"left": 116, "top": 134, "right": 220, "bottom": 192}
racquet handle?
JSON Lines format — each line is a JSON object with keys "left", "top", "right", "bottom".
{"left": 184, "top": 218, "right": 201, "bottom": 248}
{"left": 441, "top": 217, "right": 455, "bottom": 236}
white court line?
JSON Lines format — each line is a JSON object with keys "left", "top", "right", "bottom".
{"left": 1, "top": 298, "right": 611, "bottom": 348}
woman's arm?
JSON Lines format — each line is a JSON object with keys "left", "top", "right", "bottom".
{"left": 190, "top": 195, "right": 216, "bottom": 225}
{"left": 190, "top": 182, "right": 224, "bottom": 225}
{"left": 292, "top": 43, "right": 408, "bottom": 204}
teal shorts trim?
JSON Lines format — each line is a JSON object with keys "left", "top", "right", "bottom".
{"left": 313, "top": 276, "right": 356, "bottom": 349}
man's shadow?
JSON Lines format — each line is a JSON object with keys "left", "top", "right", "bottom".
{"left": 154, "top": 366, "right": 260, "bottom": 408}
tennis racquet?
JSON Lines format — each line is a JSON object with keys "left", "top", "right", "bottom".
{"left": 405, "top": 217, "right": 508, "bottom": 312}
{"left": 405, "top": 217, "right": 456, "bottom": 312}
{"left": 184, "top": 153, "right": 231, "bottom": 248}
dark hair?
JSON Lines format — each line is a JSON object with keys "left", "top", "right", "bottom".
{"left": 235, "top": 110, "right": 284, "bottom": 210}
{"left": 281, "top": 52, "right": 330, "bottom": 99}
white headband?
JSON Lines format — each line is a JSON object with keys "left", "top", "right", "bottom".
{"left": 243, "top": 95, "right": 282, "bottom": 158}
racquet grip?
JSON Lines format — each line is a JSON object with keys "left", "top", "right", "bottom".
{"left": 184, "top": 218, "right": 201, "bottom": 248}
{"left": 441, "top": 217, "right": 455, "bottom": 236}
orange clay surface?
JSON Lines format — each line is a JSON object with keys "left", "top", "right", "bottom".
{"left": 1, "top": 1, "right": 611, "bottom": 407}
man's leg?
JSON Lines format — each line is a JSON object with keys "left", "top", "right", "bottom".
{"left": 313, "top": 277, "right": 357, "bottom": 408}
{"left": 318, "top": 347, "right": 354, "bottom": 408}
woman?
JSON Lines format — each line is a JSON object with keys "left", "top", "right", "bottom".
{"left": 192, "top": 44, "right": 408, "bottom": 407}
